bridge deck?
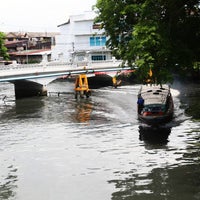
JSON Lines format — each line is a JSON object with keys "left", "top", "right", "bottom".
{"left": 0, "top": 61, "right": 132, "bottom": 82}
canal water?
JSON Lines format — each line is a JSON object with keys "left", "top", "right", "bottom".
{"left": 0, "top": 80, "right": 199, "bottom": 200}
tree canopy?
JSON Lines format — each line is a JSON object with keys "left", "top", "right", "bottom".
{"left": 0, "top": 32, "right": 9, "bottom": 61}
{"left": 94, "top": 0, "right": 200, "bottom": 83}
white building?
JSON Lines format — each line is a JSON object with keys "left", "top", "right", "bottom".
{"left": 52, "top": 11, "right": 119, "bottom": 67}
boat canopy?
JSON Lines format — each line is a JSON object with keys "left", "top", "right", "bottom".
{"left": 139, "top": 85, "right": 170, "bottom": 106}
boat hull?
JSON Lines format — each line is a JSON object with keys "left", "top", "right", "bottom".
{"left": 137, "top": 84, "right": 174, "bottom": 126}
{"left": 138, "top": 112, "right": 173, "bottom": 125}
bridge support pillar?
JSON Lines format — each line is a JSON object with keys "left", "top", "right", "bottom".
{"left": 12, "top": 80, "right": 47, "bottom": 99}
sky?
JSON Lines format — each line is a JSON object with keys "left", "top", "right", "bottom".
{"left": 0, "top": 0, "right": 97, "bottom": 32}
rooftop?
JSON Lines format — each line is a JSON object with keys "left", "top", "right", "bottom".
{"left": 5, "top": 32, "right": 59, "bottom": 38}
{"left": 9, "top": 49, "right": 52, "bottom": 56}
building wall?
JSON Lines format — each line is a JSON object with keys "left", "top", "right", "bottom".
{"left": 51, "top": 11, "right": 110, "bottom": 63}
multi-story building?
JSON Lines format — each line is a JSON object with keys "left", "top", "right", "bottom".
{"left": 5, "top": 32, "right": 58, "bottom": 63}
{"left": 52, "top": 11, "right": 119, "bottom": 67}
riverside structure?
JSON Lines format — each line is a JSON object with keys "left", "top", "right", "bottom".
{"left": 0, "top": 59, "right": 131, "bottom": 99}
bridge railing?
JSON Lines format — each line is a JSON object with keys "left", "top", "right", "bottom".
{"left": 0, "top": 60, "right": 124, "bottom": 79}
{"left": 0, "top": 63, "right": 43, "bottom": 71}
{"left": 0, "top": 59, "right": 123, "bottom": 71}
{"left": 0, "top": 62, "right": 73, "bottom": 74}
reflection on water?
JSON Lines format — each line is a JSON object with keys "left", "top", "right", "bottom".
{"left": 74, "top": 99, "right": 93, "bottom": 124}
{"left": 109, "top": 123, "right": 200, "bottom": 200}
{"left": 183, "top": 87, "right": 200, "bottom": 119}
{"left": 109, "top": 164, "right": 200, "bottom": 200}
{"left": 0, "top": 81, "right": 199, "bottom": 200}
{"left": 0, "top": 97, "right": 45, "bottom": 121}
{"left": 138, "top": 125, "right": 171, "bottom": 145}
{"left": 0, "top": 165, "right": 18, "bottom": 200}
{"left": 15, "top": 98, "right": 44, "bottom": 117}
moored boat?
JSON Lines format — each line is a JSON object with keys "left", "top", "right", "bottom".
{"left": 137, "top": 84, "right": 174, "bottom": 125}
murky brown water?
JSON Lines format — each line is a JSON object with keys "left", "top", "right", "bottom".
{"left": 0, "top": 80, "right": 199, "bottom": 200}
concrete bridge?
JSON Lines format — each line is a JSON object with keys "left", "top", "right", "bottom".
{"left": 0, "top": 60, "right": 132, "bottom": 99}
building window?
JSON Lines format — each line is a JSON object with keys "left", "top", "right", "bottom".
{"left": 91, "top": 55, "right": 106, "bottom": 61}
{"left": 77, "top": 54, "right": 85, "bottom": 61}
{"left": 93, "top": 23, "right": 102, "bottom": 29}
{"left": 90, "top": 36, "right": 106, "bottom": 46}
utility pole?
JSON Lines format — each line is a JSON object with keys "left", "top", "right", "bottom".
{"left": 26, "top": 44, "right": 28, "bottom": 64}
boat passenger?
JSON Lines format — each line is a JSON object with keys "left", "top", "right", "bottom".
{"left": 137, "top": 95, "right": 144, "bottom": 114}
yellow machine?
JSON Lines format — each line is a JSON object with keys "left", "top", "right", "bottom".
{"left": 112, "top": 76, "right": 121, "bottom": 88}
{"left": 74, "top": 74, "right": 91, "bottom": 98}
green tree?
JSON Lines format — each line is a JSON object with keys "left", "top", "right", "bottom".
{"left": 95, "top": 0, "right": 200, "bottom": 83}
{"left": 0, "top": 32, "right": 9, "bottom": 60}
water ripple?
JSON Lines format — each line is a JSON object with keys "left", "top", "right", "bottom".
{"left": 0, "top": 82, "right": 199, "bottom": 200}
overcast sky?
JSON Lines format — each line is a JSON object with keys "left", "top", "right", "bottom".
{"left": 0, "top": 0, "right": 97, "bottom": 32}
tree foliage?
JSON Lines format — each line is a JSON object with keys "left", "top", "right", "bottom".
{"left": 95, "top": 0, "right": 200, "bottom": 83}
{"left": 0, "top": 32, "right": 9, "bottom": 60}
